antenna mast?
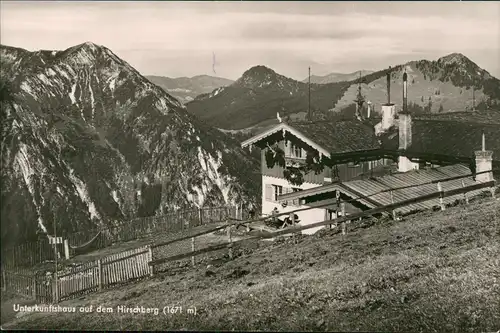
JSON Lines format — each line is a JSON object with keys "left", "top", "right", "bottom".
{"left": 354, "top": 71, "right": 365, "bottom": 118}
{"left": 308, "top": 66, "right": 311, "bottom": 121}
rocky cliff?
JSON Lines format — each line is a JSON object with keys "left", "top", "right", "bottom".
{"left": 0, "top": 42, "right": 259, "bottom": 248}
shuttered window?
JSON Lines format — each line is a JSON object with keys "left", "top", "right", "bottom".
{"left": 273, "top": 185, "right": 283, "bottom": 201}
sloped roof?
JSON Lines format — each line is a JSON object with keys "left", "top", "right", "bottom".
{"left": 291, "top": 120, "right": 381, "bottom": 154}
{"left": 408, "top": 120, "right": 500, "bottom": 161}
{"left": 241, "top": 119, "right": 381, "bottom": 156}
{"left": 278, "top": 164, "right": 487, "bottom": 216}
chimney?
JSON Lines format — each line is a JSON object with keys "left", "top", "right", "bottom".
{"left": 403, "top": 70, "right": 408, "bottom": 113}
{"left": 386, "top": 67, "right": 391, "bottom": 105}
{"left": 398, "top": 113, "right": 412, "bottom": 150}
{"left": 474, "top": 132, "right": 494, "bottom": 183}
{"left": 381, "top": 104, "right": 396, "bottom": 131}
{"left": 381, "top": 67, "right": 396, "bottom": 130}
{"left": 397, "top": 113, "right": 417, "bottom": 172}
{"left": 397, "top": 69, "right": 417, "bottom": 173}
{"left": 374, "top": 67, "right": 396, "bottom": 134}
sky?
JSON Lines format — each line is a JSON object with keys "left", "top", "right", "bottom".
{"left": 1, "top": 1, "right": 499, "bottom": 81}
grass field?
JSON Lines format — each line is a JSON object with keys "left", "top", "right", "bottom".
{"left": 2, "top": 198, "right": 499, "bottom": 332}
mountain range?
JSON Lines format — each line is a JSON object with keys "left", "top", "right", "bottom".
{"left": 186, "top": 53, "right": 500, "bottom": 131}
{"left": 302, "top": 70, "right": 374, "bottom": 84}
{"left": 0, "top": 42, "right": 259, "bottom": 248}
{"left": 186, "top": 66, "right": 351, "bottom": 130}
{"left": 146, "top": 75, "right": 234, "bottom": 104}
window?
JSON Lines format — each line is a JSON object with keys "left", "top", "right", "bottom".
{"left": 288, "top": 143, "right": 303, "bottom": 159}
{"left": 327, "top": 209, "right": 337, "bottom": 220}
{"left": 291, "top": 188, "right": 302, "bottom": 206}
{"left": 273, "top": 185, "right": 283, "bottom": 202}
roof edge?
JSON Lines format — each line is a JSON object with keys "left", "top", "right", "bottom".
{"left": 241, "top": 123, "right": 331, "bottom": 157}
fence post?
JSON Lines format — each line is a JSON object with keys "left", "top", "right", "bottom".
{"left": 461, "top": 180, "right": 469, "bottom": 204}
{"left": 191, "top": 237, "right": 195, "bottom": 267}
{"left": 32, "top": 276, "right": 37, "bottom": 300}
{"left": 437, "top": 182, "right": 445, "bottom": 211}
{"left": 2, "top": 270, "right": 6, "bottom": 292}
{"left": 148, "top": 245, "right": 154, "bottom": 277}
{"left": 52, "top": 276, "right": 59, "bottom": 304}
{"left": 291, "top": 213, "right": 297, "bottom": 244}
{"left": 341, "top": 202, "right": 346, "bottom": 235}
{"left": 227, "top": 221, "right": 233, "bottom": 260}
{"left": 98, "top": 259, "right": 103, "bottom": 291}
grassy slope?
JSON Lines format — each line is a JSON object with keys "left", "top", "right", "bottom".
{"left": 3, "top": 198, "right": 499, "bottom": 332}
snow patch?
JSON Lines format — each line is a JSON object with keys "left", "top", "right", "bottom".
{"left": 14, "top": 144, "right": 47, "bottom": 233}
{"left": 89, "top": 81, "right": 95, "bottom": 120}
{"left": 20, "top": 82, "right": 35, "bottom": 96}
{"left": 155, "top": 97, "right": 170, "bottom": 115}
{"left": 109, "top": 78, "right": 116, "bottom": 91}
{"left": 55, "top": 65, "right": 71, "bottom": 81}
{"left": 111, "top": 190, "right": 121, "bottom": 209}
{"left": 69, "top": 83, "right": 77, "bottom": 104}
{"left": 37, "top": 74, "right": 52, "bottom": 86}
{"left": 67, "top": 167, "right": 102, "bottom": 222}
{"left": 196, "top": 147, "right": 232, "bottom": 204}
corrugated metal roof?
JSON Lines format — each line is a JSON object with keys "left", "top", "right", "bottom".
{"left": 344, "top": 164, "right": 481, "bottom": 215}
{"left": 277, "top": 164, "right": 490, "bottom": 216}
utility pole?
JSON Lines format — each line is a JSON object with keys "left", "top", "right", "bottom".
{"left": 308, "top": 66, "right": 311, "bottom": 121}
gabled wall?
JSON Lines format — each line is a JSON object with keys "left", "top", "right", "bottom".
{"left": 261, "top": 175, "right": 326, "bottom": 235}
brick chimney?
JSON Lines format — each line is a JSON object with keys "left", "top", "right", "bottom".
{"left": 475, "top": 132, "right": 494, "bottom": 183}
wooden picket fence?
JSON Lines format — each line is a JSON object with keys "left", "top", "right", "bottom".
{"left": 1, "top": 205, "right": 240, "bottom": 272}
{"left": 55, "top": 246, "right": 152, "bottom": 301}
{"left": 1, "top": 241, "right": 56, "bottom": 271}
{"left": 0, "top": 205, "right": 245, "bottom": 303}
{"left": 2, "top": 246, "right": 153, "bottom": 304}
